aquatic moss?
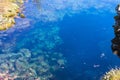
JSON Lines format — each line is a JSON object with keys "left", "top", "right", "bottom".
{"left": 102, "top": 68, "right": 120, "bottom": 80}
{"left": 0, "top": 48, "right": 66, "bottom": 79}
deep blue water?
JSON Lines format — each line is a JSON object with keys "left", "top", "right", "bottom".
{"left": 15, "top": 1, "right": 120, "bottom": 80}
{"left": 0, "top": 1, "right": 120, "bottom": 80}
{"left": 2, "top": 9, "right": 120, "bottom": 80}
{"left": 53, "top": 12, "right": 120, "bottom": 80}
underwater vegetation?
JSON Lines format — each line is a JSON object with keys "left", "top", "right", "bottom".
{"left": 102, "top": 68, "right": 120, "bottom": 80}
{"left": 16, "top": 25, "right": 62, "bottom": 52}
{"left": 1, "top": 0, "right": 119, "bottom": 80}
{"left": 0, "top": 25, "right": 66, "bottom": 79}
{"left": 0, "top": 22, "right": 66, "bottom": 79}
{"left": 0, "top": 25, "right": 62, "bottom": 53}
{"left": 0, "top": 48, "right": 66, "bottom": 80}
{"left": 0, "top": 0, "right": 66, "bottom": 80}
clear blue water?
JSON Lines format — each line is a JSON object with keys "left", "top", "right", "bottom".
{"left": 54, "top": 12, "right": 120, "bottom": 80}
{"left": 1, "top": 1, "right": 120, "bottom": 80}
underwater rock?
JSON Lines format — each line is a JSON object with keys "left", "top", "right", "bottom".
{"left": 0, "top": 0, "right": 25, "bottom": 30}
{"left": 111, "top": 4, "right": 120, "bottom": 57}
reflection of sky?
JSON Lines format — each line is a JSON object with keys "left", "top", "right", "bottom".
{"left": 25, "top": 0, "right": 120, "bottom": 22}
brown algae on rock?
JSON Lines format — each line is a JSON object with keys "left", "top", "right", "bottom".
{"left": 0, "top": 0, "right": 25, "bottom": 30}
